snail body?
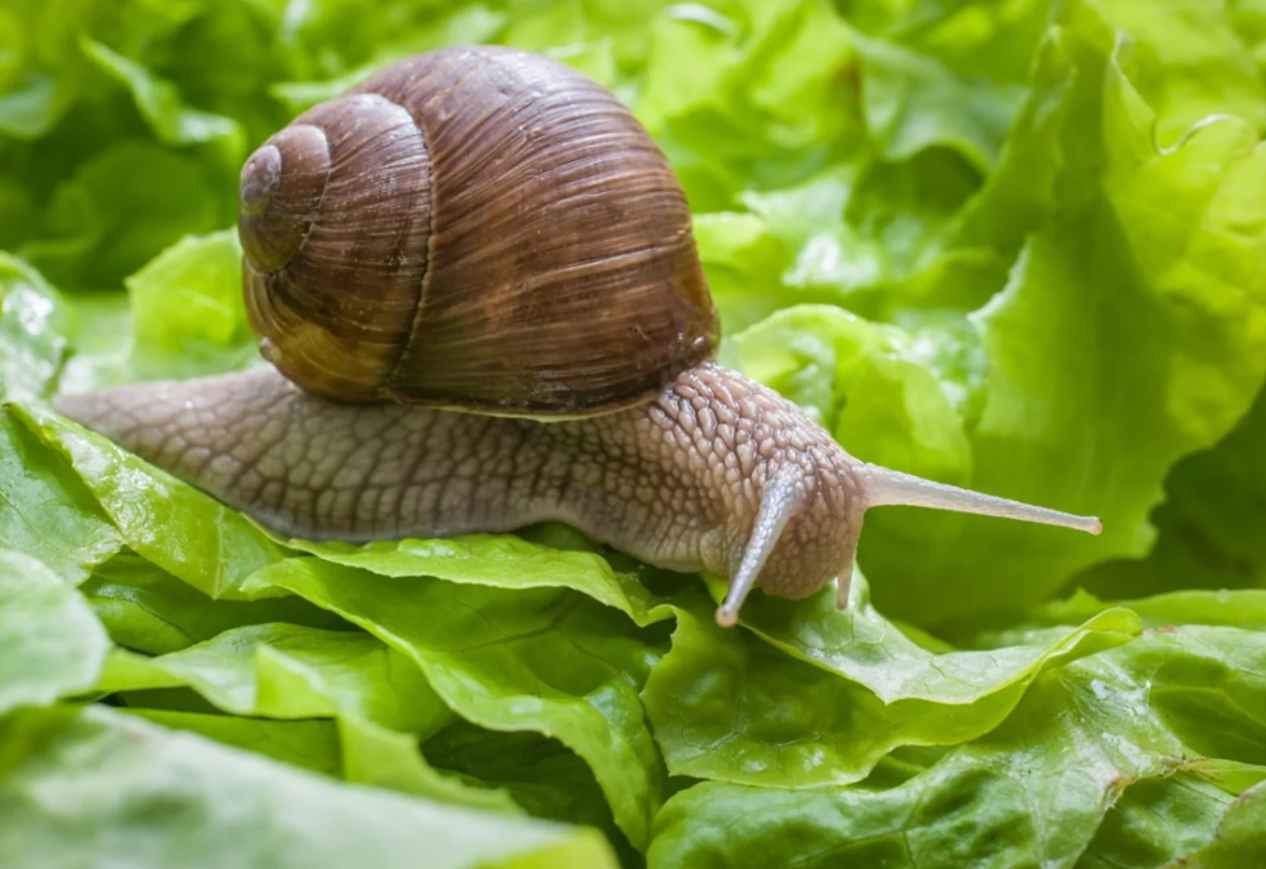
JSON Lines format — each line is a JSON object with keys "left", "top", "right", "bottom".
{"left": 54, "top": 362, "right": 859, "bottom": 610}
{"left": 54, "top": 47, "right": 1100, "bottom": 626}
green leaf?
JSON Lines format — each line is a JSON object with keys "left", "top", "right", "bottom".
{"left": 22, "top": 142, "right": 222, "bottom": 293}
{"left": 128, "top": 230, "right": 244, "bottom": 349}
{"left": 427, "top": 722, "right": 642, "bottom": 866}
{"left": 96, "top": 622, "right": 513, "bottom": 811}
{"left": 7, "top": 2, "right": 1266, "bottom": 865}
{"left": 1094, "top": 0, "right": 1266, "bottom": 145}
{"left": 0, "top": 548, "right": 108, "bottom": 714}
{"left": 0, "top": 254, "right": 72, "bottom": 402}
{"left": 246, "top": 557, "right": 669, "bottom": 851}
{"left": 694, "top": 175, "right": 869, "bottom": 334}
{"left": 0, "top": 70, "right": 67, "bottom": 139}
{"left": 80, "top": 37, "right": 244, "bottom": 152}
{"left": 1080, "top": 383, "right": 1266, "bottom": 598}
{"left": 9, "top": 401, "right": 289, "bottom": 599}
{"left": 124, "top": 708, "right": 344, "bottom": 778}
{"left": 335, "top": 716, "right": 513, "bottom": 811}
{"left": 0, "top": 706, "right": 620, "bottom": 869}
{"left": 643, "top": 599, "right": 994, "bottom": 787}
{"left": 0, "top": 0, "right": 83, "bottom": 141}
{"left": 124, "top": 230, "right": 260, "bottom": 380}
{"left": 724, "top": 304, "right": 977, "bottom": 483}
{"left": 634, "top": 0, "right": 858, "bottom": 210}
{"left": 54, "top": 231, "right": 263, "bottom": 393}
{"left": 1119, "top": 627, "right": 1266, "bottom": 766}
{"left": 1078, "top": 773, "right": 1234, "bottom": 869}
{"left": 0, "top": 415, "right": 121, "bottom": 585}
{"left": 0, "top": 258, "right": 122, "bottom": 582}
{"left": 723, "top": 572, "right": 1139, "bottom": 705}
{"left": 837, "top": 0, "right": 1053, "bottom": 87}
{"left": 289, "top": 534, "right": 668, "bottom": 627}
{"left": 269, "top": 3, "right": 507, "bottom": 114}
{"left": 982, "top": 588, "right": 1266, "bottom": 646}
{"left": 102, "top": 623, "right": 450, "bottom": 733}
{"left": 649, "top": 626, "right": 1266, "bottom": 869}
{"left": 853, "top": 33, "right": 1025, "bottom": 172}
{"left": 1163, "top": 781, "right": 1266, "bottom": 868}
{"left": 643, "top": 578, "right": 1137, "bottom": 787}
{"left": 1230, "top": 0, "right": 1266, "bottom": 71}
{"left": 83, "top": 550, "right": 338, "bottom": 656}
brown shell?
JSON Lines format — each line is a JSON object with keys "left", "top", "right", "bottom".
{"left": 237, "top": 45, "right": 719, "bottom": 415}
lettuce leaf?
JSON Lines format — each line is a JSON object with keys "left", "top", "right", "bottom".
{"left": 83, "top": 551, "right": 338, "bottom": 656}
{"left": 641, "top": 583, "right": 1136, "bottom": 787}
{"left": 0, "top": 548, "right": 107, "bottom": 714}
{"left": 650, "top": 625, "right": 1266, "bottom": 869}
{"left": 0, "top": 416, "right": 120, "bottom": 584}
{"left": 0, "top": 254, "right": 71, "bottom": 402}
{"left": 0, "top": 706, "right": 620, "bottom": 869}
{"left": 289, "top": 534, "right": 667, "bottom": 627}
{"left": 97, "top": 623, "right": 513, "bottom": 811}
{"left": 426, "top": 722, "right": 645, "bottom": 866}
{"left": 124, "top": 708, "right": 345, "bottom": 777}
{"left": 246, "top": 557, "right": 669, "bottom": 852}
{"left": 1162, "top": 781, "right": 1266, "bottom": 868}
{"left": 1078, "top": 773, "right": 1236, "bottom": 869}
{"left": 6, "top": 0, "right": 1266, "bottom": 866}
{"left": 9, "top": 402, "right": 288, "bottom": 599}
{"left": 1080, "top": 383, "right": 1266, "bottom": 598}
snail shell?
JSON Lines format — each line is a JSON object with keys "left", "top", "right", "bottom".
{"left": 239, "top": 45, "right": 719, "bottom": 415}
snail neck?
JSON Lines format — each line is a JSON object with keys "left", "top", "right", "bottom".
{"left": 567, "top": 362, "right": 866, "bottom": 600}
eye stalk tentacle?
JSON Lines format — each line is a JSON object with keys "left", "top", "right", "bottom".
{"left": 716, "top": 471, "right": 805, "bottom": 628}
{"left": 859, "top": 464, "right": 1103, "bottom": 535}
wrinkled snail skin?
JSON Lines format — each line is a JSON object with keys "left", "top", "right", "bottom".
{"left": 52, "top": 362, "right": 864, "bottom": 612}
{"left": 52, "top": 46, "right": 1104, "bottom": 626}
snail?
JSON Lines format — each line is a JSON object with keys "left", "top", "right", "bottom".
{"left": 53, "top": 46, "right": 1101, "bottom": 627}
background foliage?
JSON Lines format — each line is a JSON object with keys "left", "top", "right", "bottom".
{"left": 2, "top": 0, "right": 1266, "bottom": 866}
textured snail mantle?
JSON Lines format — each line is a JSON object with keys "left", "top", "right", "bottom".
{"left": 53, "top": 46, "right": 1102, "bottom": 627}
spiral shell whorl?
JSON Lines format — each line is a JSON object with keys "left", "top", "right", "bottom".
{"left": 238, "top": 125, "right": 329, "bottom": 274}
{"left": 239, "top": 93, "right": 432, "bottom": 402}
